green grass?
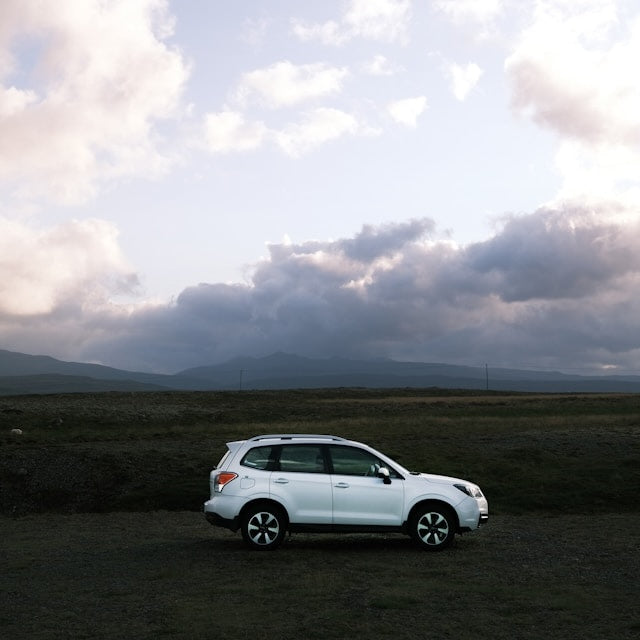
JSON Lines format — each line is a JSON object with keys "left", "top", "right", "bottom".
{"left": 1, "top": 389, "right": 639, "bottom": 515}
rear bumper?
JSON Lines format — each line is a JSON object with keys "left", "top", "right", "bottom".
{"left": 205, "top": 510, "right": 239, "bottom": 532}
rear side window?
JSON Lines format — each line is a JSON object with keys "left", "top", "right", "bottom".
{"left": 241, "top": 445, "right": 276, "bottom": 470}
{"left": 279, "top": 445, "right": 325, "bottom": 473}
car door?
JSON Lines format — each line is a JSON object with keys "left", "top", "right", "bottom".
{"left": 328, "top": 445, "right": 404, "bottom": 526}
{"left": 269, "top": 444, "right": 332, "bottom": 524}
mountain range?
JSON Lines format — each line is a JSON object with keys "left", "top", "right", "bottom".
{"left": 1, "top": 349, "right": 640, "bottom": 395}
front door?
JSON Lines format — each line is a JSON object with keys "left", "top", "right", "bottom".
{"left": 328, "top": 445, "right": 404, "bottom": 526}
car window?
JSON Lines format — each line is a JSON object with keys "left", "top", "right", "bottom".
{"left": 278, "top": 445, "right": 325, "bottom": 473}
{"left": 329, "top": 445, "right": 401, "bottom": 478}
{"left": 240, "top": 445, "right": 276, "bottom": 470}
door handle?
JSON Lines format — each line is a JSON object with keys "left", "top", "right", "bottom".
{"left": 273, "top": 478, "right": 289, "bottom": 484}
{"left": 334, "top": 482, "right": 349, "bottom": 489}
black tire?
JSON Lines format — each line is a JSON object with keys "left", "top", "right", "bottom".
{"left": 241, "top": 503, "right": 287, "bottom": 550}
{"left": 410, "top": 504, "right": 456, "bottom": 551}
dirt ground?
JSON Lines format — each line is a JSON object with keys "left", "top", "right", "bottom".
{"left": 2, "top": 512, "right": 639, "bottom": 640}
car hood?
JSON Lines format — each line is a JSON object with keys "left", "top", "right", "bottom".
{"left": 414, "top": 472, "right": 467, "bottom": 486}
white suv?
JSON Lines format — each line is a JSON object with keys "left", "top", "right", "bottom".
{"left": 204, "top": 434, "right": 488, "bottom": 551}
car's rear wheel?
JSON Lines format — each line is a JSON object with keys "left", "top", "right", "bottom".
{"left": 410, "top": 504, "right": 456, "bottom": 551}
{"left": 241, "top": 504, "right": 287, "bottom": 550}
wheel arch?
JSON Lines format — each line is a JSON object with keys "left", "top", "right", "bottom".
{"left": 407, "top": 499, "right": 460, "bottom": 533}
{"left": 239, "top": 498, "right": 290, "bottom": 527}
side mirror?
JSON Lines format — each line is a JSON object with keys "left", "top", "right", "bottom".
{"left": 378, "top": 466, "right": 392, "bottom": 484}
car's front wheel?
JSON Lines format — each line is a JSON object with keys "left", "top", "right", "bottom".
{"left": 241, "top": 504, "right": 287, "bottom": 550}
{"left": 410, "top": 504, "right": 456, "bottom": 551}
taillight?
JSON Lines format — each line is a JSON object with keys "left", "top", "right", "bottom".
{"left": 213, "top": 472, "right": 238, "bottom": 492}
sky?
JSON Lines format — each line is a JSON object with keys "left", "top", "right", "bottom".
{"left": 2, "top": 0, "right": 640, "bottom": 375}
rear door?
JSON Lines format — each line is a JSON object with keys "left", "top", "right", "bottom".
{"left": 269, "top": 444, "right": 332, "bottom": 524}
{"left": 328, "top": 445, "right": 404, "bottom": 526}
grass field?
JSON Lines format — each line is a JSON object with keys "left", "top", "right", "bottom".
{"left": 2, "top": 389, "right": 639, "bottom": 515}
{"left": 1, "top": 389, "right": 639, "bottom": 638}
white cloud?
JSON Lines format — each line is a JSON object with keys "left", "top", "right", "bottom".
{"left": 275, "top": 108, "right": 359, "bottom": 157}
{"left": 0, "top": 0, "right": 189, "bottom": 204}
{"left": 236, "top": 61, "right": 348, "bottom": 109}
{"left": 554, "top": 141, "right": 640, "bottom": 206}
{"left": 506, "top": 1, "right": 640, "bottom": 145}
{"left": 506, "top": 0, "right": 640, "bottom": 201}
{"left": 292, "top": 19, "right": 345, "bottom": 46}
{"left": 0, "top": 217, "right": 137, "bottom": 316}
{"left": 343, "top": 0, "right": 412, "bottom": 42}
{"left": 434, "top": 0, "right": 503, "bottom": 24}
{"left": 203, "top": 111, "right": 267, "bottom": 153}
{"left": 362, "top": 54, "right": 401, "bottom": 76}
{"left": 201, "top": 107, "right": 366, "bottom": 158}
{"left": 292, "top": 0, "right": 412, "bottom": 45}
{"left": 448, "top": 62, "right": 483, "bottom": 101}
{"left": 387, "top": 96, "right": 427, "bottom": 127}
{"left": 0, "top": 86, "right": 38, "bottom": 117}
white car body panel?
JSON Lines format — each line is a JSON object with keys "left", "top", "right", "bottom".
{"left": 270, "top": 471, "right": 333, "bottom": 524}
{"left": 331, "top": 473, "right": 404, "bottom": 525}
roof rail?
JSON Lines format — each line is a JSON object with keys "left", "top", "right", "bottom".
{"left": 249, "top": 434, "right": 346, "bottom": 442}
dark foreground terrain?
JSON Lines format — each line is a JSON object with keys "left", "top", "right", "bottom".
{"left": 2, "top": 511, "right": 639, "bottom": 640}
{"left": 1, "top": 389, "right": 639, "bottom": 638}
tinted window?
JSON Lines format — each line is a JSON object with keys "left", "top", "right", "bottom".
{"left": 279, "top": 445, "right": 325, "bottom": 473}
{"left": 329, "top": 445, "right": 401, "bottom": 478}
{"left": 241, "top": 445, "right": 276, "bottom": 470}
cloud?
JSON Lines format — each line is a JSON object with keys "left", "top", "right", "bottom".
{"left": 275, "top": 108, "right": 360, "bottom": 156}
{"left": 5, "top": 205, "right": 640, "bottom": 374}
{"left": 0, "top": 217, "right": 137, "bottom": 316}
{"left": 434, "top": 0, "right": 503, "bottom": 23}
{"left": 448, "top": 62, "right": 483, "bottom": 101}
{"left": 362, "top": 54, "right": 401, "bottom": 76}
{"left": 506, "top": 1, "right": 640, "bottom": 147}
{"left": 200, "top": 106, "right": 373, "bottom": 158}
{"left": 387, "top": 96, "right": 427, "bottom": 127}
{"left": 0, "top": 0, "right": 189, "bottom": 204}
{"left": 203, "top": 110, "right": 267, "bottom": 153}
{"left": 505, "top": 0, "right": 640, "bottom": 203}
{"left": 235, "top": 61, "right": 349, "bottom": 109}
{"left": 292, "top": 0, "right": 412, "bottom": 45}
{"left": 465, "top": 206, "right": 640, "bottom": 302}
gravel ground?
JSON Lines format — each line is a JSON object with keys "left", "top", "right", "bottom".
{"left": 1, "top": 512, "right": 639, "bottom": 639}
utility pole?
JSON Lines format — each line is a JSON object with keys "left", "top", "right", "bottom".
{"left": 485, "top": 363, "right": 489, "bottom": 391}
{"left": 239, "top": 368, "right": 244, "bottom": 391}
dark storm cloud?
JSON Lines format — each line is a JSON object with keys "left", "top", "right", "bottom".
{"left": 338, "top": 218, "right": 435, "bottom": 261}
{"left": 465, "top": 208, "right": 640, "bottom": 302}
{"left": 16, "top": 206, "right": 640, "bottom": 374}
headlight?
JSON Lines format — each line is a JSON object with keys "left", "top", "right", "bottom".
{"left": 454, "top": 483, "right": 483, "bottom": 498}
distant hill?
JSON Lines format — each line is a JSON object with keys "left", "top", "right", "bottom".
{"left": 177, "top": 352, "right": 640, "bottom": 393}
{"left": 0, "top": 350, "right": 201, "bottom": 394}
{"left": 0, "top": 374, "right": 168, "bottom": 395}
{"left": 1, "top": 348, "right": 640, "bottom": 395}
